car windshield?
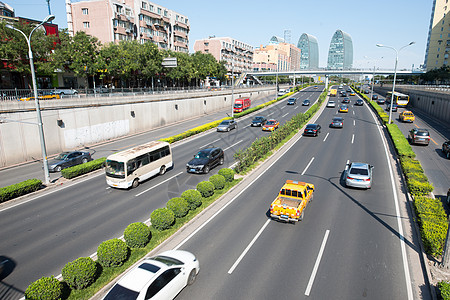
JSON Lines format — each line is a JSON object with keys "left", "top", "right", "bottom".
{"left": 195, "top": 150, "right": 209, "bottom": 159}
{"left": 234, "top": 104, "right": 242, "bottom": 108}
{"left": 55, "top": 152, "right": 69, "bottom": 160}
{"left": 220, "top": 121, "right": 230, "bottom": 125}
{"left": 266, "top": 121, "right": 276, "bottom": 125}
{"left": 333, "top": 118, "right": 343, "bottom": 122}
{"left": 328, "top": 101, "right": 335, "bottom": 104}
{"left": 104, "top": 284, "right": 139, "bottom": 300}
{"left": 417, "top": 131, "right": 429, "bottom": 136}
{"left": 253, "top": 117, "right": 264, "bottom": 122}
{"left": 306, "top": 125, "right": 316, "bottom": 129}
{"left": 340, "top": 105, "right": 347, "bottom": 109}
{"left": 349, "top": 167, "right": 369, "bottom": 176}
{"left": 105, "top": 160, "right": 125, "bottom": 178}
{"left": 151, "top": 255, "right": 183, "bottom": 266}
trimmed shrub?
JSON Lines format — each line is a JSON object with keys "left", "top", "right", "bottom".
{"left": 181, "top": 189, "right": 202, "bottom": 210}
{"left": 400, "top": 157, "right": 423, "bottom": 173}
{"left": 196, "top": 181, "right": 215, "bottom": 198}
{"left": 167, "top": 197, "right": 189, "bottom": 218}
{"left": 97, "top": 239, "right": 128, "bottom": 267}
{"left": 25, "top": 276, "right": 62, "bottom": 300}
{"left": 407, "top": 178, "right": 434, "bottom": 196}
{"left": 386, "top": 124, "right": 416, "bottom": 158}
{"left": 414, "top": 196, "right": 447, "bottom": 257}
{"left": 218, "top": 168, "right": 235, "bottom": 182}
{"left": 209, "top": 174, "right": 226, "bottom": 190}
{"left": 150, "top": 208, "right": 175, "bottom": 231}
{"left": 439, "top": 281, "right": 450, "bottom": 300}
{"left": 62, "top": 257, "right": 97, "bottom": 290}
{"left": 0, "top": 179, "right": 42, "bottom": 203}
{"left": 124, "top": 222, "right": 151, "bottom": 248}
{"left": 61, "top": 157, "right": 106, "bottom": 179}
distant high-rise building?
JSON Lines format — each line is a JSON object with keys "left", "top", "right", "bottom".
{"left": 327, "top": 29, "right": 353, "bottom": 70}
{"left": 66, "top": 0, "right": 189, "bottom": 53}
{"left": 193, "top": 37, "right": 254, "bottom": 74}
{"left": 297, "top": 33, "right": 319, "bottom": 70}
{"left": 0, "top": 1, "right": 14, "bottom": 17}
{"left": 424, "top": 0, "right": 450, "bottom": 70}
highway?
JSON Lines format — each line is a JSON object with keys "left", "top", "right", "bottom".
{"left": 172, "top": 87, "right": 414, "bottom": 299}
{"left": 0, "top": 86, "right": 323, "bottom": 297}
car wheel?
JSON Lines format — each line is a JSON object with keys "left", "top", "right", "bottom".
{"left": 159, "top": 165, "right": 166, "bottom": 175}
{"left": 55, "top": 166, "right": 62, "bottom": 172}
{"left": 309, "top": 194, "right": 314, "bottom": 203}
{"left": 187, "top": 269, "right": 197, "bottom": 285}
{"left": 227, "top": 128, "right": 230, "bottom": 132}
{"left": 447, "top": 152, "right": 450, "bottom": 159}
{"left": 203, "top": 165, "right": 210, "bottom": 174}
{"left": 299, "top": 211, "right": 304, "bottom": 221}
{"left": 132, "top": 179, "right": 139, "bottom": 188}
{"left": 82, "top": 158, "right": 88, "bottom": 164}
{"left": 219, "top": 157, "right": 224, "bottom": 165}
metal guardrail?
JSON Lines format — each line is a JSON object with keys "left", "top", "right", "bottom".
{"left": 0, "top": 85, "right": 272, "bottom": 102}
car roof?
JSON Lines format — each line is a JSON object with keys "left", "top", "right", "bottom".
{"left": 349, "top": 162, "right": 369, "bottom": 169}
{"left": 267, "top": 119, "right": 277, "bottom": 122}
{"left": 332, "top": 117, "right": 343, "bottom": 120}
{"left": 117, "top": 259, "right": 167, "bottom": 291}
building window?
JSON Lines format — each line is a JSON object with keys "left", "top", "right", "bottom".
{"left": 83, "top": 22, "right": 90, "bottom": 28}
{"left": 82, "top": 8, "right": 88, "bottom": 15}
{"left": 157, "top": 7, "right": 162, "bottom": 14}
{"left": 164, "top": 10, "right": 168, "bottom": 17}
{"left": 149, "top": 5, "right": 153, "bottom": 11}
{"left": 141, "top": 2, "right": 147, "bottom": 9}
{"left": 116, "top": 5, "right": 122, "bottom": 13}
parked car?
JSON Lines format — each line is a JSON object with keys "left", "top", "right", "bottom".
{"left": 51, "top": 88, "right": 78, "bottom": 96}
{"left": 216, "top": 119, "right": 237, "bottom": 132}
{"left": 330, "top": 117, "right": 344, "bottom": 128}
{"left": 345, "top": 162, "right": 373, "bottom": 189}
{"left": 442, "top": 140, "right": 450, "bottom": 159}
{"left": 287, "top": 98, "right": 297, "bottom": 105}
{"left": 262, "top": 119, "right": 280, "bottom": 131}
{"left": 355, "top": 99, "right": 364, "bottom": 106}
{"left": 386, "top": 103, "right": 398, "bottom": 112}
{"left": 303, "top": 124, "right": 321, "bottom": 136}
{"left": 102, "top": 250, "right": 199, "bottom": 300}
{"left": 48, "top": 151, "right": 92, "bottom": 172}
{"left": 186, "top": 147, "right": 224, "bottom": 174}
{"left": 327, "top": 100, "right": 336, "bottom": 108}
{"left": 251, "top": 116, "right": 267, "bottom": 127}
{"left": 302, "top": 99, "right": 311, "bottom": 106}
{"left": 408, "top": 128, "right": 430, "bottom": 145}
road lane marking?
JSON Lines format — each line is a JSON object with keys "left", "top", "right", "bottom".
{"left": 351, "top": 134, "right": 354, "bottom": 144}
{"left": 365, "top": 98, "right": 414, "bottom": 300}
{"left": 430, "top": 137, "right": 438, "bottom": 145}
{"left": 301, "top": 157, "right": 314, "bottom": 175}
{"left": 224, "top": 140, "right": 243, "bottom": 151}
{"left": 353, "top": 120, "right": 355, "bottom": 126}
{"left": 135, "top": 172, "right": 183, "bottom": 197}
{"left": 323, "top": 132, "right": 329, "bottom": 142}
{"left": 268, "top": 112, "right": 274, "bottom": 116}
{"left": 228, "top": 219, "right": 271, "bottom": 274}
{"left": 282, "top": 112, "right": 290, "bottom": 118}
{"left": 305, "top": 230, "right": 330, "bottom": 296}
{"left": 201, "top": 138, "right": 220, "bottom": 149}
{"left": 352, "top": 111, "right": 355, "bottom": 115}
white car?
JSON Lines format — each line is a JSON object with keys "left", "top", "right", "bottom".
{"left": 103, "top": 250, "right": 199, "bottom": 300}
{"left": 52, "top": 88, "right": 78, "bottom": 96}
{"left": 327, "top": 100, "right": 336, "bottom": 108}
{"left": 345, "top": 162, "right": 373, "bottom": 189}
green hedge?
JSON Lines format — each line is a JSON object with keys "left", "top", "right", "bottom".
{"left": 25, "top": 276, "right": 62, "bottom": 300}
{"left": 150, "top": 207, "right": 175, "bottom": 231}
{"left": 386, "top": 124, "right": 416, "bottom": 158}
{"left": 209, "top": 174, "right": 226, "bottom": 190}
{"left": 97, "top": 239, "right": 128, "bottom": 267}
{"left": 414, "top": 196, "right": 447, "bottom": 257}
{"left": 61, "top": 157, "right": 106, "bottom": 179}
{"left": 218, "top": 168, "right": 234, "bottom": 182}
{"left": 181, "top": 189, "right": 202, "bottom": 210}
{"left": 439, "top": 281, "right": 450, "bottom": 300}
{"left": 0, "top": 178, "right": 42, "bottom": 203}
{"left": 196, "top": 181, "right": 215, "bottom": 198}
{"left": 167, "top": 197, "right": 189, "bottom": 218}
{"left": 124, "top": 222, "right": 151, "bottom": 248}
{"left": 62, "top": 257, "right": 97, "bottom": 290}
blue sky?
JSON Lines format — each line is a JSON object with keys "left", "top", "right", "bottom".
{"left": 8, "top": 0, "right": 431, "bottom": 70}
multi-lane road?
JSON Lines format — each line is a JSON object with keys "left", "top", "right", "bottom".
{"left": 0, "top": 86, "right": 324, "bottom": 298}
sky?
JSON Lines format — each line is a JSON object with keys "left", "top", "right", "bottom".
{"left": 7, "top": 0, "right": 432, "bottom": 70}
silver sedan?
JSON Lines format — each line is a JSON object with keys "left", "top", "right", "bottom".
{"left": 345, "top": 162, "right": 373, "bottom": 189}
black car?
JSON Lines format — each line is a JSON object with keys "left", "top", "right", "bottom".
{"left": 287, "top": 98, "right": 297, "bottom": 105}
{"left": 355, "top": 99, "right": 364, "bottom": 106}
{"left": 251, "top": 116, "right": 267, "bottom": 127}
{"left": 342, "top": 97, "right": 350, "bottom": 103}
{"left": 302, "top": 99, "right": 311, "bottom": 106}
{"left": 377, "top": 98, "right": 385, "bottom": 105}
{"left": 372, "top": 94, "right": 378, "bottom": 100}
{"left": 48, "top": 151, "right": 92, "bottom": 172}
{"left": 303, "top": 124, "right": 321, "bottom": 136}
{"left": 330, "top": 117, "right": 344, "bottom": 128}
{"left": 341, "top": 92, "right": 347, "bottom": 97}
{"left": 186, "top": 147, "right": 224, "bottom": 174}
{"left": 386, "top": 103, "right": 398, "bottom": 112}
{"left": 442, "top": 141, "right": 450, "bottom": 159}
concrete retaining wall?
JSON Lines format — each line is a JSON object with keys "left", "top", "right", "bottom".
{"left": 373, "top": 85, "right": 450, "bottom": 125}
{"left": 0, "top": 87, "right": 272, "bottom": 167}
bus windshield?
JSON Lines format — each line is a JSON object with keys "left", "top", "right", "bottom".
{"left": 105, "top": 160, "right": 125, "bottom": 178}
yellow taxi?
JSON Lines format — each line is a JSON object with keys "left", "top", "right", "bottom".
{"left": 262, "top": 119, "right": 279, "bottom": 131}
{"left": 19, "top": 94, "right": 60, "bottom": 101}
{"left": 399, "top": 111, "right": 415, "bottom": 123}
{"left": 350, "top": 91, "right": 356, "bottom": 96}
{"left": 338, "top": 104, "right": 349, "bottom": 113}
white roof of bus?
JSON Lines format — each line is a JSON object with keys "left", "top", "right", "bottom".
{"left": 107, "top": 141, "right": 169, "bottom": 162}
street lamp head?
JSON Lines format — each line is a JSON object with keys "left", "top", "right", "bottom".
{"left": 376, "top": 44, "right": 383, "bottom": 47}
{"left": 44, "top": 15, "right": 55, "bottom": 23}
{"left": 5, "top": 24, "right": 14, "bottom": 30}
{"left": 409, "top": 41, "right": 416, "bottom": 46}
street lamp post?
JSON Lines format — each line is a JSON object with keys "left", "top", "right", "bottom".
{"left": 6, "top": 15, "right": 55, "bottom": 184}
{"left": 231, "top": 62, "right": 234, "bottom": 118}
{"left": 376, "top": 42, "right": 415, "bottom": 124}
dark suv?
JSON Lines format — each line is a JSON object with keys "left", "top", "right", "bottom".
{"left": 186, "top": 147, "right": 224, "bottom": 174}
{"left": 408, "top": 128, "right": 430, "bottom": 145}
{"left": 442, "top": 140, "right": 450, "bottom": 159}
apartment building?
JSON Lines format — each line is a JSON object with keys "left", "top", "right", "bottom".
{"left": 66, "top": 0, "right": 189, "bottom": 52}
{"left": 424, "top": 0, "right": 450, "bottom": 70}
{"left": 253, "top": 37, "right": 301, "bottom": 72}
{"left": 193, "top": 36, "right": 254, "bottom": 74}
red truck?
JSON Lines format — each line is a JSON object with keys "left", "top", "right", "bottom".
{"left": 233, "top": 98, "right": 251, "bottom": 113}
